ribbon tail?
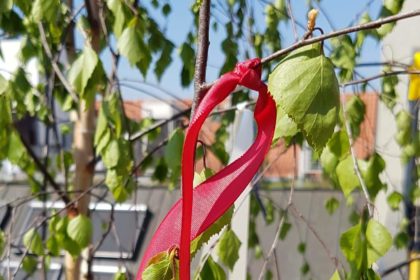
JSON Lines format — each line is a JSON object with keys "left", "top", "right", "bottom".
{"left": 137, "top": 59, "right": 276, "bottom": 280}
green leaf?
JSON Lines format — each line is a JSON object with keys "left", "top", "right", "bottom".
{"left": 23, "top": 228, "right": 44, "bottom": 255}
{"left": 396, "top": 110, "right": 412, "bottom": 131}
{"left": 191, "top": 207, "right": 233, "bottom": 257}
{"left": 155, "top": 40, "right": 174, "bottom": 80}
{"left": 330, "top": 35, "right": 356, "bottom": 82}
{"left": 320, "top": 146, "right": 339, "bottom": 180}
{"left": 178, "top": 43, "right": 195, "bottom": 87}
{"left": 278, "top": 221, "right": 292, "bottom": 240}
{"left": 325, "top": 197, "right": 340, "bottom": 215}
{"left": 142, "top": 250, "right": 177, "bottom": 280}
{"left": 336, "top": 155, "right": 360, "bottom": 197}
{"left": 265, "top": 199, "right": 274, "bottom": 225}
{"left": 346, "top": 95, "right": 366, "bottom": 138}
{"left": 193, "top": 168, "right": 214, "bottom": 187}
{"left": 102, "top": 139, "right": 120, "bottom": 168}
{"left": 60, "top": 236, "right": 81, "bottom": 257}
{"left": 268, "top": 43, "right": 340, "bottom": 153}
{"left": 22, "top": 256, "right": 38, "bottom": 275}
{"left": 273, "top": 106, "right": 299, "bottom": 143}
{"left": 114, "top": 271, "right": 127, "bottom": 280}
{"left": 340, "top": 224, "right": 362, "bottom": 263}
{"left": 359, "top": 153, "right": 386, "bottom": 198}
{"left": 297, "top": 242, "right": 306, "bottom": 254}
{"left": 0, "top": 0, "right": 13, "bottom": 14}
{"left": 118, "top": 19, "right": 151, "bottom": 73}
{"left": 210, "top": 141, "right": 229, "bottom": 165}
{"left": 387, "top": 191, "right": 403, "bottom": 211}
{"left": 394, "top": 231, "right": 409, "bottom": 249}
{"left": 68, "top": 46, "right": 99, "bottom": 98}
{"left": 0, "top": 231, "right": 5, "bottom": 255}
{"left": 152, "top": 157, "right": 168, "bottom": 183}
{"left": 381, "top": 68, "right": 398, "bottom": 109}
{"left": 216, "top": 228, "right": 241, "bottom": 271}
{"left": 106, "top": 0, "right": 129, "bottom": 38}
{"left": 94, "top": 106, "right": 108, "bottom": 147}
{"left": 366, "top": 219, "right": 392, "bottom": 267}
{"left": 47, "top": 236, "right": 60, "bottom": 256}
{"left": 31, "top": 0, "right": 60, "bottom": 22}
{"left": 198, "top": 256, "right": 226, "bottom": 280}
{"left": 330, "top": 270, "right": 342, "bottom": 280}
{"left": 162, "top": 3, "right": 171, "bottom": 16}
{"left": 164, "top": 128, "right": 184, "bottom": 170}
{"left": 67, "top": 214, "right": 93, "bottom": 248}
{"left": 327, "top": 130, "right": 350, "bottom": 159}
{"left": 0, "top": 75, "right": 7, "bottom": 95}
{"left": 265, "top": 269, "right": 273, "bottom": 280}
{"left": 301, "top": 262, "right": 310, "bottom": 275}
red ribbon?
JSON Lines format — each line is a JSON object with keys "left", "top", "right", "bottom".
{"left": 136, "top": 58, "right": 276, "bottom": 279}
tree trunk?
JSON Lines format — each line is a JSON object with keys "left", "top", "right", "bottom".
{"left": 64, "top": 0, "right": 101, "bottom": 279}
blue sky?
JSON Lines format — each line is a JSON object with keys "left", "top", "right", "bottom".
{"left": 76, "top": 1, "right": 384, "bottom": 100}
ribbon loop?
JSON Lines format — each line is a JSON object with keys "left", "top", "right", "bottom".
{"left": 137, "top": 59, "right": 276, "bottom": 280}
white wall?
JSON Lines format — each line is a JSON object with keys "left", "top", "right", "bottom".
{"left": 376, "top": 0, "right": 420, "bottom": 277}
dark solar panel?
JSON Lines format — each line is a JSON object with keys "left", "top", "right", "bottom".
{"left": 17, "top": 202, "right": 149, "bottom": 259}
{"left": 0, "top": 262, "right": 62, "bottom": 280}
{"left": 0, "top": 204, "right": 11, "bottom": 229}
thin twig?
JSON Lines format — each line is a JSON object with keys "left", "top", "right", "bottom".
{"left": 91, "top": 205, "right": 115, "bottom": 254}
{"left": 380, "top": 256, "right": 420, "bottom": 277}
{"left": 37, "top": 23, "right": 79, "bottom": 103}
{"left": 289, "top": 204, "right": 340, "bottom": 269}
{"left": 261, "top": 9, "right": 420, "bottom": 64}
{"left": 201, "top": 9, "right": 420, "bottom": 91}
{"left": 341, "top": 70, "right": 420, "bottom": 87}
{"left": 286, "top": 0, "right": 298, "bottom": 41}
{"left": 192, "top": 0, "right": 211, "bottom": 116}
{"left": 257, "top": 144, "right": 296, "bottom": 280}
{"left": 341, "top": 100, "right": 374, "bottom": 216}
{"left": 129, "top": 108, "right": 191, "bottom": 142}
{"left": 13, "top": 124, "right": 71, "bottom": 204}
{"left": 257, "top": 209, "right": 288, "bottom": 280}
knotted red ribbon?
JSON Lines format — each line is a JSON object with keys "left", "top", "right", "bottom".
{"left": 136, "top": 58, "right": 276, "bottom": 279}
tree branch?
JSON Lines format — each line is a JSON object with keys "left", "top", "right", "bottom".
{"left": 286, "top": 0, "right": 298, "bottom": 41}
{"left": 37, "top": 23, "right": 79, "bottom": 103}
{"left": 341, "top": 70, "right": 420, "bottom": 87}
{"left": 261, "top": 9, "right": 420, "bottom": 64}
{"left": 341, "top": 101, "right": 374, "bottom": 216}
{"left": 201, "top": 8, "right": 420, "bottom": 91}
{"left": 191, "top": 0, "right": 211, "bottom": 116}
{"left": 14, "top": 125, "right": 71, "bottom": 205}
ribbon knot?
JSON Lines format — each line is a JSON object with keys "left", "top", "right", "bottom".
{"left": 137, "top": 59, "right": 276, "bottom": 279}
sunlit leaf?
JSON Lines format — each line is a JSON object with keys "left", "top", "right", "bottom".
{"left": 23, "top": 228, "right": 44, "bottom": 255}
{"left": 216, "top": 228, "right": 241, "bottom": 271}
{"left": 387, "top": 191, "right": 403, "bottom": 211}
{"left": 268, "top": 43, "right": 340, "bottom": 153}
{"left": 336, "top": 155, "right": 360, "bottom": 197}
{"left": 366, "top": 220, "right": 392, "bottom": 266}
{"left": 142, "top": 250, "right": 177, "bottom": 280}
{"left": 191, "top": 207, "right": 233, "bottom": 257}
{"left": 31, "top": 0, "right": 60, "bottom": 22}
{"left": 197, "top": 255, "right": 226, "bottom": 280}
{"left": 67, "top": 214, "right": 93, "bottom": 248}
{"left": 325, "top": 197, "right": 340, "bottom": 215}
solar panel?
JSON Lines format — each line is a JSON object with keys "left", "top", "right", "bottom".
{"left": 17, "top": 201, "right": 149, "bottom": 259}
{"left": 0, "top": 261, "right": 62, "bottom": 280}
